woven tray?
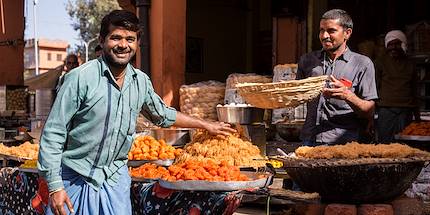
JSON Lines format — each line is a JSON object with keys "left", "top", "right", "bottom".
{"left": 277, "top": 155, "right": 429, "bottom": 203}
{"left": 236, "top": 76, "right": 327, "bottom": 109}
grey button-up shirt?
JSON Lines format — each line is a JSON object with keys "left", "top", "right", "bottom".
{"left": 297, "top": 48, "right": 378, "bottom": 144}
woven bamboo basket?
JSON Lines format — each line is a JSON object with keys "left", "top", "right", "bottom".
{"left": 235, "top": 76, "right": 327, "bottom": 109}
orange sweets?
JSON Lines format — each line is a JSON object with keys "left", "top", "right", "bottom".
{"left": 400, "top": 122, "right": 430, "bottom": 136}
{"left": 175, "top": 130, "right": 266, "bottom": 167}
{"left": 129, "top": 160, "right": 250, "bottom": 182}
{"left": 129, "top": 163, "right": 172, "bottom": 180}
{"left": 128, "top": 135, "right": 183, "bottom": 160}
{"left": 167, "top": 160, "right": 249, "bottom": 182}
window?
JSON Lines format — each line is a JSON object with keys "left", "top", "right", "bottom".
{"left": 47, "top": 53, "right": 51, "bottom": 61}
{"left": 57, "top": 54, "right": 62, "bottom": 61}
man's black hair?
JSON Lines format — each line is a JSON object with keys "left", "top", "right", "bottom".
{"left": 100, "top": 10, "right": 141, "bottom": 39}
{"left": 94, "top": 44, "right": 102, "bottom": 52}
{"left": 321, "top": 9, "right": 353, "bottom": 30}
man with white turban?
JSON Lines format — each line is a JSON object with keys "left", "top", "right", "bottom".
{"left": 375, "top": 30, "right": 420, "bottom": 143}
{"left": 384, "top": 30, "right": 408, "bottom": 53}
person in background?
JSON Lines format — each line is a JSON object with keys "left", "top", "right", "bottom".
{"left": 55, "top": 54, "right": 80, "bottom": 93}
{"left": 375, "top": 30, "right": 420, "bottom": 143}
{"left": 38, "top": 10, "right": 235, "bottom": 215}
{"left": 296, "top": 9, "right": 378, "bottom": 146}
{"left": 63, "top": 54, "right": 79, "bottom": 73}
{"left": 95, "top": 44, "right": 103, "bottom": 58}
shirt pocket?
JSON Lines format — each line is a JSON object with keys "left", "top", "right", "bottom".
{"left": 127, "top": 108, "right": 140, "bottom": 135}
{"left": 328, "top": 98, "right": 349, "bottom": 111}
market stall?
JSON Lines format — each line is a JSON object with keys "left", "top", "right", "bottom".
{"left": 0, "top": 166, "right": 245, "bottom": 215}
{"left": 0, "top": 130, "right": 274, "bottom": 215}
{"left": 2, "top": 73, "right": 429, "bottom": 215}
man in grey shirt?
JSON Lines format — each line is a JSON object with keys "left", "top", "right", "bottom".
{"left": 297, "top": 9, "right": 378, "bottom": 145}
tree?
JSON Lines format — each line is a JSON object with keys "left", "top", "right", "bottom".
{"left": 66, "top": 0, "right": 121, "bottom": 60}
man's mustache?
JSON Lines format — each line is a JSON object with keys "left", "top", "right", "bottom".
{"left": 113, "top": 48, "right": 130, "bottom": 54}
{"left": 322, "top": 38, "right": 332, "bottom": 43}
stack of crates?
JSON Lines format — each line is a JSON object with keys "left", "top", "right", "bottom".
{"left": 0, "top": 85, "right": 28, "bottom": 114}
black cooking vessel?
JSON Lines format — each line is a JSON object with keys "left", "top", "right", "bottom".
{"left": 283, "top": 159, "right": 425, "bottom": 203}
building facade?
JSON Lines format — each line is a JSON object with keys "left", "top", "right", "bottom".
{"left": 24, "top": 38, "right": 69, "bottom": 79}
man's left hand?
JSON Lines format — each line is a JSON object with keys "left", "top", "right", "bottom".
{"left": 203, "top": 121, "right": 236, "bottom": 136}
{"left": 323, "top": 75, "right": 353, "bottom": 100}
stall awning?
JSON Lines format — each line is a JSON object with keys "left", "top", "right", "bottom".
{"left": 24, "top": 66, "right": 63, "bottom": 90}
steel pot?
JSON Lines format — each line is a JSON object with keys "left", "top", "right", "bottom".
{"left": 216, "top": 106, "right": 265, "bottom": 124}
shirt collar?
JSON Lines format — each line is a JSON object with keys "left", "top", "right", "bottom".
{"left": 99, "top": 56, "right": 137, "bottom": 90}
{"left": 318, "top": 47, "right": 352, "bottom": 62}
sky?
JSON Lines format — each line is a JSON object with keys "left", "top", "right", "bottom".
{"left": 24, "top": 0, "right": 80, "bottom": 49}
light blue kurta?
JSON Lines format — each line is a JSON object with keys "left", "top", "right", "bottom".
{"left": 38, "top": 57, "right": 177, "bottom": 192}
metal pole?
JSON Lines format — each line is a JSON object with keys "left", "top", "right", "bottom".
{"left": 84, "top": 37, "right": 98, "bottom": 62}
{"left": 33, "top": 0, "right": 39, "bottom": 75}
{"left": 84, "top": 41, "right": 89, "bottom": 62}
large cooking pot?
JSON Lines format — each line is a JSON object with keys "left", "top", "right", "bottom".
{"left": 216, "top": 106, "right": 265, "bottom": 124}
{"left": 282, "top": 157, "right": 426, "bottom": 203}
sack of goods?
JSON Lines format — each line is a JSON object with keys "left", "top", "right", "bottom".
{"left": 225, "top": 73, "right": 272, "bottom": 105}
{"left": 179, "top": 81, "right": 225, "bottom": 121}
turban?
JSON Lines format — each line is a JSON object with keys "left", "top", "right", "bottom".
{"left": 385, "top": 30, "right": 407, "bottom": 52}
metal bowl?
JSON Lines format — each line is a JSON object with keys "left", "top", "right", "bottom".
{"left": 136, "top": 128, "right": 194, "bottom": 146}
{"left": 284, "top": 161, "right": 425, "bottom": 203}
{"left": 216, "top": 106, "right": 265, "bottom": 124}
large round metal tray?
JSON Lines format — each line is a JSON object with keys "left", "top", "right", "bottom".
{"left": 280, "top": 156, "right": 429, "bottom": 203}
{"left": 0, "top": 154, "right": 33, "bottom": 162}
{"left": 127, "top": 159, "right": 174, "bottom": 167}
{"left": 159, "top": 172, "right": 273, "bottom": 191}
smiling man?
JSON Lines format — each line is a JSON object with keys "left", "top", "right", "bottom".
{"left": 38, "top": 10, "right": 234, "bottom": 215}
{"left": 296, "top": 9, "right": 378, "bottom": 146}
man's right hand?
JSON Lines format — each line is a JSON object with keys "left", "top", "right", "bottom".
{"left": 50, "top": 189, "right": 74, "bottom": 215}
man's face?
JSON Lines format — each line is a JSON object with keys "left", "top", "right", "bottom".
{"left": 319, "top": 19, "right": 351, "bottom": 52}
{"left": 65, "top": 57, "right": 79, "bottom": 72}
{"left": 386, "top": 39, "right": 404, "bottom": 58}
{"left": 100, "top": 25, "right": 138, "bottom": 68}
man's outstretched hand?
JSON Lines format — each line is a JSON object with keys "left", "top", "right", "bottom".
{"left": 203, "top": 121, "right": 236, "bottom": 136}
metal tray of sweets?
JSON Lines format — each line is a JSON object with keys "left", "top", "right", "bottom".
{"left": 158, "top": 172, "right": 273, "bottom": 191}
{"left": 127, "top": 159, "right": 174, "bottom": 167}
{"left": 0, "top": 154, "right": 33, "bottom": 162}
{"left": 131, "top": 177, "right": 158, "bottom": 183}
{"left": 18, "top": 167, "right": 38, "bottom": 173}
{"left": 395, "top": 134, "right": 430, "bottom": 142}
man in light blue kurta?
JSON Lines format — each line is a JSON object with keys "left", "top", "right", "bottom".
{"left": 38, "top": 10, "right": 234, "bottom": 215}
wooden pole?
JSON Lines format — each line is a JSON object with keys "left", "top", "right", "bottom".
{"left": 0, "top": 0, "right": 5, "bottom": 34}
